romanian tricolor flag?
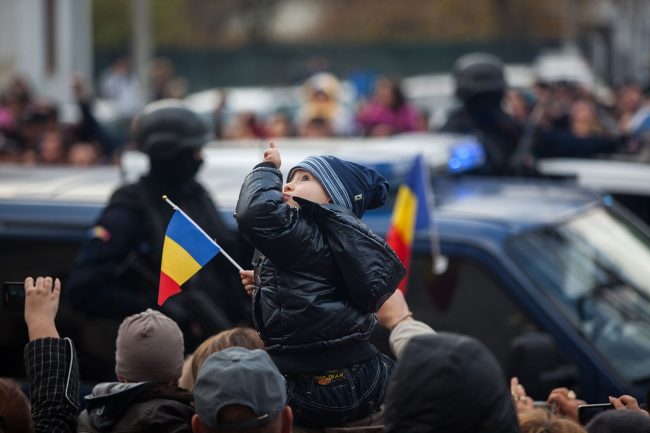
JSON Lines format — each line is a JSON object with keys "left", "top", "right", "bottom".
{"left": 158, "top": 210, "right": 221, "bottom": 305}
{"left": 386, "top": 155, "right": 434, "bottom": 293}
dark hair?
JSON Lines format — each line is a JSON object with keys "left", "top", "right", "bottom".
{"left": 200, "top": 405, "right": 282, "bottom": 433}
{"left": 389, "top": 80, "right": 406, "bottom": 111}
{"left": 586, "top": 409, "right": 650, "bottom": 433}
{"left": 0, "top": 378, "right": 33, "bottom": 433}
{"left": 376, "top": 78, "right": 406, "bottom": 111}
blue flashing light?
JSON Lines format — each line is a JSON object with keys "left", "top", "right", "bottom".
{"left": 603, "top": 195, "right": 613, "bottom": 207}
{"left": 448, "top": 138, "right": 485, "bottom": 174}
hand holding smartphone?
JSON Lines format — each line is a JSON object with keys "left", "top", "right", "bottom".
{"left": 578, "top": 403, "right": 613, "bottom": 425}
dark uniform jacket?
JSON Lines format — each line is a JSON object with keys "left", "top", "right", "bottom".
{"left": 442, "top": 103, "right": 619, "bottom": 176}
{"left": 67, "top": 176, "right": 251, "bottom": 326}
{"left": 77, "top": 382, "right": 193, "bottom": 433}
{"left": 235, "top": 165, "right": 405, "bottom": 374}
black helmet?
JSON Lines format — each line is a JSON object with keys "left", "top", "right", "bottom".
{"left": 132, "top": 99, "right": 210, "bottom": 160}
{"left": 453, "top": 53, "right": 506, "bottom": 102}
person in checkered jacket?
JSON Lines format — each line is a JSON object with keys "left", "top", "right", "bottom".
{"left": 0, "top": 277, "right": 80, "bottom": 433}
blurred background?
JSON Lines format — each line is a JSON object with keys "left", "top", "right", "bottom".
{"left": 1, "top": 0, "right": 650, "bottom": 165}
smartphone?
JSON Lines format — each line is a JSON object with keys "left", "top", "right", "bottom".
{"left": 578, "top": 403, "right": 614, "bottom": 425}
{"left": 2, "top": 282, "right": 25, "bottom": 313}
{"left": 533, "top": 401, "right": 550, "bottom": 409}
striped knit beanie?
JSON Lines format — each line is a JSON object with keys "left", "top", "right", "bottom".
{"left": 288, "top": 156, "right": 389, "bottom": 217}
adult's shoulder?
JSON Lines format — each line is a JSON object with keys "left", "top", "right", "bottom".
{"left": 108, "top": 181, "right": 146, "bottom": 208}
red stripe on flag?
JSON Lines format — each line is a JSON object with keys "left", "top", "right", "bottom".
{"left": 386, "top": 226, "right": 412, "bottom": 293}
{"left": 158, "top": 271, "right": 182, "bottom": 306}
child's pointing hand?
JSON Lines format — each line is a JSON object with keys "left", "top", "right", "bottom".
{"left": 263, "top": 142, "right": 281, "bottom": 169}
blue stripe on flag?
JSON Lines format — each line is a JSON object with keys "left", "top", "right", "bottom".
{"left": 165, "top": 211, "right": 221, "bottom": 266}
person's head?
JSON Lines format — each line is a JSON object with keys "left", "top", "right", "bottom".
{"left": 287, "top": 155, "right": 389, "bottom": 218}
{"left": 518, "top": 408, "right": 586, "bottom": 433}
{"left": 298, "top": 116, "right": 334, "bottom": 138}
{"left": 453, "top": 52, "right": 506, "bottom": 104}
{"left": 304, "top": 72, "right": 341, "bottom": 103}
{"left": 67, "top": 142, "right": 100, "bottom": 166}
{"left": 384, "top": 333, "right": 520, "bottom": 433}
{"left": 373, "top": 77, "right": 406, "bottom": 110}
{"left": 192, "top": 348, "right": 292, "bottom": 433}
{"left": 132, "top": 99, "right": 210, "bottom": 183}
{"left": 569, "top": 98, "right": 604, "bottom": 137}
{"left": 0, "top": 378, "right": 32, "bottom": 433}
{"left": 586, "top": 409, "right": 650, "bottom": 433}
{"left": 616, "top": 83, "right": 643, "bottom": 114}
{"left": 301, "top": 73, "right": 342, "bottom": 130}
{"left": 184, "top": 327, "right": 264, "bottom": 392}
{"left": 266, "top": 112, "right": 293, "bottom": 138}
{"left": 115, "top": 308, "right": 185, "bottom": 383}
{"left": 39, "top": 130, "right": 67, "bottom": 164}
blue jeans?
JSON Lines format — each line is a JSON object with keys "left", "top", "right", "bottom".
{"left": 286, "top": 353, "right": 394, "bottom": 428}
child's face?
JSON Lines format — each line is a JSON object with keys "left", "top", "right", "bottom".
{"left": 283, "top": 169, "right": 331, "bottom": 207}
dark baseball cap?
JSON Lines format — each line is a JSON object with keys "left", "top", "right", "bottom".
{"left": 194, "top": 347, "right": 287, "bottom": 430}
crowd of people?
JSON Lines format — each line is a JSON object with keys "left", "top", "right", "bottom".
{"left": 2, "top": 276, "right": 649, "bottom": 433}
{"left": 3, "top": 52, "right": 650, "bottom": 170}
{"left": 0, "top": 56, "right": 187, "bottom": 166}
{"left": 0, "top": 75, "right": 119, "bottom": 166}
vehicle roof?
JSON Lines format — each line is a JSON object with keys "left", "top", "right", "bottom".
{"left": 431, "top": 176, "right": 599, "bottom": 239}
{"left": 1, "top": 134, "right": 479, "bottom": 207}
{"left": 0, "top": 137, "right": 601, "bottom": 241}
{"left": 537, "top": 157, "right": 650, "bottom": 196}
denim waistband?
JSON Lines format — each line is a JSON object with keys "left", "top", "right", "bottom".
{"left": 271, "top": 340, "right": 379, "bottom": 375}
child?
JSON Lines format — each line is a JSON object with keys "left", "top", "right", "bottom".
{"left": 235, "top": 142, "right": 405, "bottom": 428}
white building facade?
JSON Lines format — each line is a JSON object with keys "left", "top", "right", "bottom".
{"left": 0, "top": 0, "right": 92, "bottom": 110}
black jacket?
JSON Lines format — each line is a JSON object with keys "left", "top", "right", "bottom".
{"left": 235, "top": 165, "right": 405, "bottom": 373}
{"left": 384, "top": 333, "right": 520, "bottom": 433}
{"left": 77, "top": 382, "right": 193, "bottom": 433}
{"left": 24, "top": 338, "right": 80, "bottom": 433}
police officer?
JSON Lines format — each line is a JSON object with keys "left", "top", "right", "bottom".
{"left": 441, "top": 53, "right": 525, "bottom": 175}
{"left": 66, "top": 99, "right": 252, "bottom": 378}
{"left": 441, "top": 52, "right": 620, "bottom": 175}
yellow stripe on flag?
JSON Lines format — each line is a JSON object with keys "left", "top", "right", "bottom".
{"left": 161, "top": 235, "right": 202, "bottom": 286}
{"left": 391, "top": 185, "right": 418, "bottom": 246}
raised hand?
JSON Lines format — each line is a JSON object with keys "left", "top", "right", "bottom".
{"left": 24, "top": 276, "right": 61, "bottom": 340}
{"left": 263, "top": 142, "right": 281, "bottom": 169}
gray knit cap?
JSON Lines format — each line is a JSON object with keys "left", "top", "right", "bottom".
{"left": 115, "top": 309, "right": 184, "bottom": 383}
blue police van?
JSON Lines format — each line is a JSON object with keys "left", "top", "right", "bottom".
{"left": 1, "top": 135, "right": 649, "bottom": 404}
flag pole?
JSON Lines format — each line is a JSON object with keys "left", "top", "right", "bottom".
{"left": 417, "top": 157, "right": 448, "bottom": 275}
{"left": 162, "top": 195, "right": 244, "bottom": 272}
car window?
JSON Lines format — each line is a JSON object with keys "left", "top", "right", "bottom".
{"left": 406, "top": 253, "right": 538, "bottom": 368}
{"left": 506, "top": 207, "right": 650, "bottom": 383}
{"left": 0, "top": 238, "right": 82, "bottom": 283}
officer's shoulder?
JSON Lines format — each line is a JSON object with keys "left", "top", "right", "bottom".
{"left": 109, "top": 182, "right": 147, "bottom": 208}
